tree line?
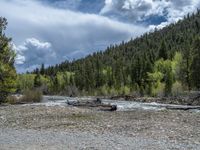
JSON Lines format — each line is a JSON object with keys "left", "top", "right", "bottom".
{"left": 1, "top": 11, "right": 200, "bottom": 102}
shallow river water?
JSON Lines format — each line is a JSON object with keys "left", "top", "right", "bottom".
{"left": 37, "top": 96, "right": 200, "bottom": 112}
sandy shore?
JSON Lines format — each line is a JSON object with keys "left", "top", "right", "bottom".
{"left": 0, "top": 105, "right": 200, "bottom": 150}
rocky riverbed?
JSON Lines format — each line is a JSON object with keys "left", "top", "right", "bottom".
{"left": 0, "top": 100, "right": 200, "bottom": 150}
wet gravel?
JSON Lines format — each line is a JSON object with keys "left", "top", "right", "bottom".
{"left": 0, "top": 104, "right": 200, "bottom": 150}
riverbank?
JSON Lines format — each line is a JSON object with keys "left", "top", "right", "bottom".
{"left": 0, "top": 104, "right": 200, "bottom": 149}
{"left": 109, "top": 93, "right": 200, "bottom": 106}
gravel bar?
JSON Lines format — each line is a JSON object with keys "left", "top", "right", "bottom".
{"left": 0, "top": 105, "right": 199, "bottom": 150}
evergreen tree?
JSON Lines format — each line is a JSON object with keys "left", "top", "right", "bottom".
{"left": 180, "top": 42, "right": 192, "bottom": 90}
{"left": 40, "top": 63, "right": 45, "bottom": 75}
{"left": 164, "top": 65, "right": 173, "bottom": 96}
{"left": 191, "top": 37, "right": 200, "bottom": 89}
{"left": 0, "top": 17, "right": 17, "bottom": 103}
{"left": 69, "top": 74, "right": 74, "bottom": 86}
{"left": 95, "top": 58, "right": 104, "bottom": 88}
{"left": 159, "top": 40, "right": 168, "bottom": 60}
{"left": 34, "top": 68, "right": 42, "bottom": 88}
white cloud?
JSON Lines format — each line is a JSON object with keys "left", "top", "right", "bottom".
{"left": 15, "top": 54, "right": 25, "bottom": 65}
{"left": 0, "top": 0, "right": 146, "bottom": 72}
{"left": 14, "top": 38, "right": 57, "bottom": 72}
{"left": 100, "top": 0, "right": 200, "bottom": 25}
{"left": 100, "top": 0, "right": 165, "bottom": 21}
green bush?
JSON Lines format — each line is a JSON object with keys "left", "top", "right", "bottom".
{"left": 172, "top": 81, "right": 184, "bottom": 96}
{"left": 152, "top": 82, "right": 165, "bottom": 97}
{"left": 99, "top": 86, "right": 108, "bottom": 96}
{"left": 108, "top": 87, "right": 118, "bottom": 96}
{"left": 120, "top": 86, "right": 130, "bottom": 95}
{"left": 21, "top": 90, "right": 43, "bottom": 103}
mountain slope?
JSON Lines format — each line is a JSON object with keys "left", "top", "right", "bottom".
{"left": 32, "top": 11, "right": 200, "bottom": 96}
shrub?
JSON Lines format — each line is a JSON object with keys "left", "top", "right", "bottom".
{"left": 152, "top": 82, "right": 165, "bottom": 97}
{"left": 21, "top": 90, "right": 42, "bottom": 103}
{"left": 172, "top": 81, "right": 184, "bottom": 96}
{"left": 99, "top": 86, "right": 108, "bottom": 96}
{"left": 60, "top": 85, "right": 80, "bottom": 97}
{"left": 120, "top": 86, "right": 130, "bottom": 95}
{"left": 6, "top": 95, "right": 18, "bottom": 104}
{"left": 108, "top": 87, "right": 118, "bottom": 96}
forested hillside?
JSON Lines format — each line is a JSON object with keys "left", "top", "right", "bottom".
{"left": 21, "top": 11, "right": 200, "bottom": 96}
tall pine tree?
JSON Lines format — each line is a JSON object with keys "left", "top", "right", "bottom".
{"left": 0, "top": 17, "right": 17, "bottom": 103}
{"left": 159, "top": 40, "right": 168, "bottom": 60}
{"left": 191, "top": 37, "right": 200, "bottom": 89}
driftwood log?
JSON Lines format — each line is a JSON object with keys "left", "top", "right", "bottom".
{"left": 67, "top": 98, "right": 117, "bottom": 111}
{"left": 166, "top": 106, "right": 200, "bottom": 110}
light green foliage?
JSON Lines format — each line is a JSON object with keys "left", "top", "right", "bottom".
{"left": 121, "top": 86, "right": 131, "bottom": 95}
{"left": 109, "top": 87, "right": 118, "bottom": 96}
{"left": 17, "top": 74, "right": 52, "bottom": 94}
{"left": 40, "top": 75, "right": 51, "bottom": 86}
{"left": 56, "top": 72, "right": 66, "bottom": 90}
{"left": 171, "top": 52, "right": 183, "bottom": 80}
{"left": 17, "top": 71, "right": 76, "bottom": 95}
{"left": 148, "top": 52, "right": 182, "bottom": 96}
{"left": 151, "top": 82, "right": 165, "bottom": 97}
{"left": 102, "top": 69, "right": 107, "bottom": 75}
{"left": 99, "top": 85, "right": 109, "bottom": 96}
{"left": 17, "top": 74, "right": 35, "bottom": 91}
{"left": 148, "top": 71, "right": 163, "bottom": 85}
{"left": 172, "top": 81, "right": 184, "bottom": 96}
{"left": 41, "top": 71, "right": 76, "bottom": 95}
{"left": 56, "top": 71, "right": 75, "bottom": 91}
{"left": 147, "top": 71, "right": 163, "bottom": 96}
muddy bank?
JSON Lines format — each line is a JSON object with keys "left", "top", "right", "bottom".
{"left": 0, "top": 105, "right": 200, "bottom": 149}
{"left": 110, "top": 93, "right": 200, "bottom": 106}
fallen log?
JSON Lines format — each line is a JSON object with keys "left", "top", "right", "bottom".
{"left": 48, "top": 98, "right": 65, "bottom": 101}
{"left": 166, "top": 106, "right": 200, "bottom": 110}
{"left": 67, "top": 99, "right": 117, "bottom": 111}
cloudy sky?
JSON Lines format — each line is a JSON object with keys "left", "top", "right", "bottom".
{"left": 0, "top": 0, "right": 200, "bottom": 72}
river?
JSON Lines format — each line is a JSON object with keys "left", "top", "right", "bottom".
{"left": 36, "top": 96, "right": 200, "bottom": 112}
